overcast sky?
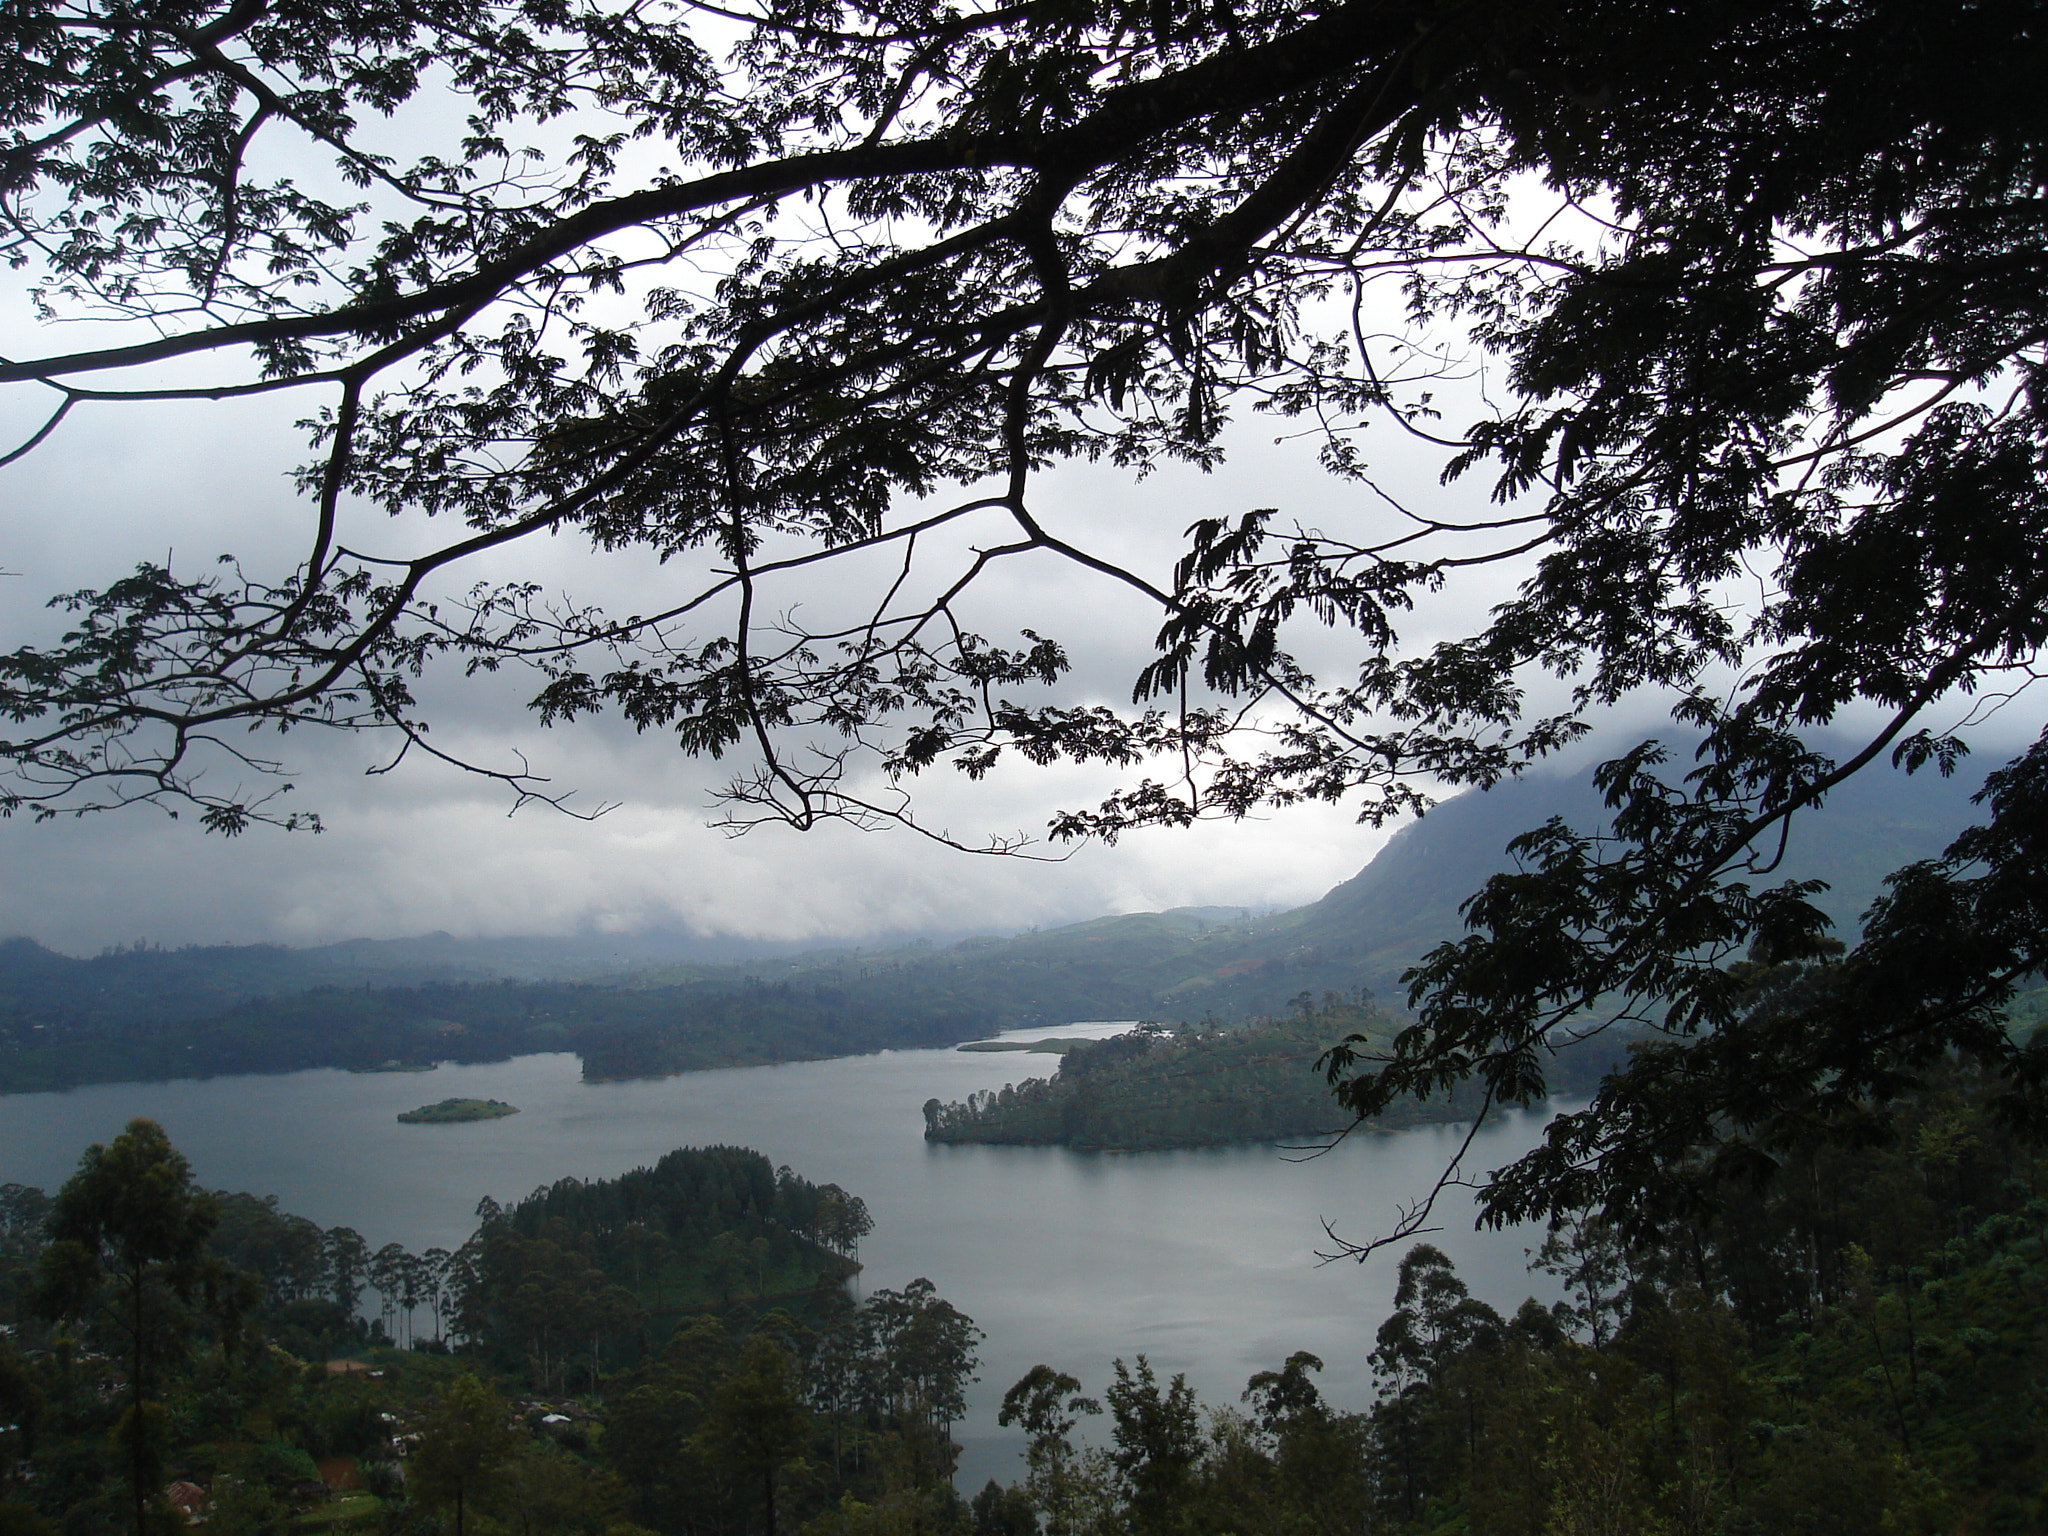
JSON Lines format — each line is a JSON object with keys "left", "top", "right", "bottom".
{"left": 2, "top": 362, "right": 1510, "bottom": 955}
{"left": 1, "top": 163, "right": 2029, "bottom": 959}
{"left": 0, "top": 80, "right": 1634, "bottom": 957}
{"left": 7, "top": 323, "right": 2030, "bottom": 957}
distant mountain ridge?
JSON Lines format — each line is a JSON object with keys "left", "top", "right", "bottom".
{"left": 871, "top": 750, "right": 1985, "bottom": 1025}
{"left": 1232, "top": 754, "right": 1984, "bottom": 1006}
{"left": 574, "top": 749, "right": 1989, "bottom": 1029}
{"left": 0, "top": 924, "right": 1009, "bottom": 1033}
{"left": 0, "top": 745, "right": 1992, "bottom": 1089}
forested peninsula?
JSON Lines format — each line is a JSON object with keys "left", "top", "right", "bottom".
{"left": 926, "top": 1010, "right": 1380, "bottom": 1149}
{"left": 923, "top": 1001, "right": 1623, "bottom": 1150}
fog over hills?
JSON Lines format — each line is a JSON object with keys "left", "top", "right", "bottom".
{"left": 1242, "top": 750, "right": 1986, "bottom": 1002}
{"left": 1, "top": 744, "right": 1988, "bottom": 1057}
{"left": 892, "top": 747, "right": 1986, "bottom": 1024}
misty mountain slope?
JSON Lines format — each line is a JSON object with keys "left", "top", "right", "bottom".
{"left": 629, "top": 909, "right": 1274, "bottom": 1031}
{"left": 0, "top": 937, "right": 385, "bottom": 1031}
{"left": 1236, "top": 754, "right": 1985, "bottom": 1007}
{"left": 311, "top": 925, "right": 991, "bottom": 980}
{"left": 872, "top": 752, "right": 1989, "bottom": 1024}
{"left": 0, "top": 932, "right": 643, "bottom": 1033}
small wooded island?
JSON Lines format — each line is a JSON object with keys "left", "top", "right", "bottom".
{"left": 396, "top": 1097, "right": 519, "bottom": 1123}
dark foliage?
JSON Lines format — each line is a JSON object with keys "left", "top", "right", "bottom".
{"left": 984, "top": 1068, "right": 2048, "bottom": 1536}
{"left": 460, "top": 1145, "right": 859, "bottom": 1388}
{"left": 2, "top": 0, "right": 2045, "bottom": 1220}
{"left": 6, "top": 1084, "right": 2044, "bottom": 1533}
{"left": 926, "top": 1007, "right": 1393, "bottom": 1149}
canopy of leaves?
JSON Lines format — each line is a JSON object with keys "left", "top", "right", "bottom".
{"left": 2, "top": 0, "right": 2045, "bottom": 1227}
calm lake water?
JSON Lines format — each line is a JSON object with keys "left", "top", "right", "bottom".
{"left": 0, "top": 1025, "right": 1560, "bottom": 1487}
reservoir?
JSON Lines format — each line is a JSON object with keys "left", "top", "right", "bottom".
{"left": 0, "top": 1027, "right": 1560, "bottom": 1486}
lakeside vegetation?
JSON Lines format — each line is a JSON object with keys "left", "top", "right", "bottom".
{"left": 0, "top": 928, "right": 1360, "bottom": 1097}
{"left": 925, "top": 1012, "right": 1367, "bottom": 1150}
{"left": 0, "top": 911, "right": 1341, "bottom": 1096}
{"left": 6, "top": 1058, "right": 2044, "bottom": 1535}
{"left": 0, "top": 1129, "right": 919, "bottom": 1534}
{"left": 397, "top": 1099, "right": 520, "bottom": 1124}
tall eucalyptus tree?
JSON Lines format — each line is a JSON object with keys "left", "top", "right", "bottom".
{"left": 31, "top": 1120, "right": 243, "bottom": 1536}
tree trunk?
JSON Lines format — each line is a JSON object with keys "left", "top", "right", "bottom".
{"left": 131, "top": 1265, "right": 147, "bottom": 1536}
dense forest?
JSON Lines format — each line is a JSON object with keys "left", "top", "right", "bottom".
{"left": 0, "top": 1127, "right": 953, "bottom": 1534}
{"left": 5, "top": 1060, "right": 2044, "bottom": 1535}
{"left": 922, "top": 1000, "right": 1623, "bottom": 1151}
{"left": 0, "top": 924, "right": 1293, "bottom": 1095}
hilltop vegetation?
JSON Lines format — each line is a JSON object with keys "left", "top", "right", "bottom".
{"left": 476, "top": 1145, "right": 873, "bottom": 1343}
{"left": 0, "top": 1128, "right": 973, "bottom": 1536}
